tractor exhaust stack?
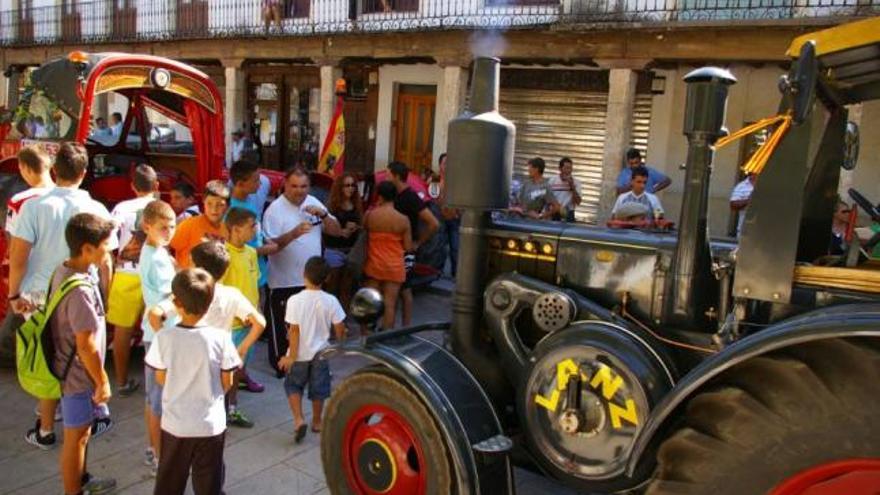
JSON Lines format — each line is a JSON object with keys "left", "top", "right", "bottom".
{"left": 668, "top": 67, "right": 736, "bottom": 327}
{"left": 446, "top": 57, "right": 516, "bottom": 405}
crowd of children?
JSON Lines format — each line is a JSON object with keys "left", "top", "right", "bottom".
{"left": 7, "top": 144, "right": 348, "bottom": 495}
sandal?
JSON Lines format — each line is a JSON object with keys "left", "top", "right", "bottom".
{"left": 295, "top": 424, "right": 307, "bottom": 443}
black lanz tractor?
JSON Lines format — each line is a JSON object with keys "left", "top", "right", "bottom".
{"left": 320, "top": 18, "right": 880, "bottom": 495}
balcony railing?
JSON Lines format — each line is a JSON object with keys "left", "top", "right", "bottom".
{"left": 1, "top": 0, "right": 876, "bottom": 47}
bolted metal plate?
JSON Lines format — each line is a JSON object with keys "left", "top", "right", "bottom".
{"left": 532, "top": 292, "right": 575, "bottom": 333}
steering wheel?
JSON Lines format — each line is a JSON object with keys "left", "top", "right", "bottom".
{"left": 848, "top": 188, "right": 880, "bottom": 223}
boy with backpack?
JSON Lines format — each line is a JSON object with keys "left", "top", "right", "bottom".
{"left": 278, "top": 256, "right": 346, "bottom": 443}
{"left": 107, "top": 164, "right": 159, "bottom": 396}
{"left": 146, "top": 268, "right": 241, "bottom": 494}
{"left": 31, "top": 212, "right": 116, "bottom": 494}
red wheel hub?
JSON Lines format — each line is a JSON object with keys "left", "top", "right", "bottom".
{"left": 342, "top": 404, "right": 427, "bottom": 495}
{"left": 771, "top": 459, "right": 880, "bottom": 495}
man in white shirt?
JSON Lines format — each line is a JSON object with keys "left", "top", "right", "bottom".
{"left": 110, "top": 112, "right": 124, "bottom": 140}
{"left": 549, "top": 157, "right": 582, "bottom": 222}
{"left": 611, "top": 166, "right": 664, "bottom": 220}
{"left": 230, "top": 129, "right": 251, "bottom": 164}
{"left": 9, "top": 142, "right": 118, "bottom": 449}
{"left": 730, "top": 173, "right": 756, "bottom": 238}
{"left": 262, "top": 167, "right": 342, "bottom": 376}
{"left": 107, "top": 164, "right": 158, "bottom": 396}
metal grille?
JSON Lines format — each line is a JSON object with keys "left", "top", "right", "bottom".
{"left": 500, "top": 88, "right": 653, "bottom": 223}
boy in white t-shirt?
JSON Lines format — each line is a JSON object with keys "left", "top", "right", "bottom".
{"left": 107, "top": 164, "right": 158, "bottom": 396}
{"left": 145, "top": 268, "right": 241, "bottom": 495}
{"left": 148, "top": 241, "right": 266, "bottom": 429}
{"left": 279, "top": 256, "right": 346, "bottom": 443}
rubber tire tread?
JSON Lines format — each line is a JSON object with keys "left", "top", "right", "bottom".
{"left": 321, "top": 369, "right": 454, "bottom": 495}
{"left": 645, "top": 338, "right": 880, "bottom": 495}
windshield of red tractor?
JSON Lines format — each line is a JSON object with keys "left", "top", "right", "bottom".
{"left": 5, "top": 70, "right": 76, "bottom": 142}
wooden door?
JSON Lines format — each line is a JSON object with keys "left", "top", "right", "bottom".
{"left": 177, "top": 0, "right": 208, "bottom": 36}
{"left": 61, "top": 0, "right": 81, "bottom": 42}
{"left": 112, "top": 0, "right": 137, "bottom": 40}
{"left": 394, "top": 92, "right": 435, "bottom": 173}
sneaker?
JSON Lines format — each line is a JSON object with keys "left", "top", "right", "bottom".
{"left": 238, "top": 376, "right": 265, "bottom": 393}
{"left": 227, "top": 409, "right": 254, "bottom": 428}
{"left": 91, "top": 417, "right": 114, "bottom": 439}
{"left": 24, "top": 420, "right": 56, "bottom": 450}
{"left": 117, "top": 378, "right": 140, "bottom": 397}
{"left": 82, "top": 475, "right": 117, "bottom": 494}
{"left": 33, "top": 404, "right": 63, "bottom": 422}
{"left": 143, "top": 448, "right": 156, "bottom": 467}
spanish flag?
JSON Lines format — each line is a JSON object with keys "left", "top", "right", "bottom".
{"left": 319, "top": 94, "right": 345, "bottom": 176}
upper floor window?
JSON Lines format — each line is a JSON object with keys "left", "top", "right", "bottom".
{"left": 362, "top": 0, "right": 418, "bottom": 14}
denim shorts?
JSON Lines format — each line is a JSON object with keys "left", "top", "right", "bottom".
{"left": 61, "top": 390, "right": 94, "bottom": 429}
{"left": 283, "top": 359, "right": 330, "bottom": 400}
{"left": 144, "top": 364, "right": 163, "bottom": 417}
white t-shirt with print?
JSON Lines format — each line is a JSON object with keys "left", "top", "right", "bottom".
{"left": 5, "top": 187, "right": 53, "bottom": 235}
{"left": 263, "top": 194, "right": 335, "bottom": 289}
{"left": 284, "top": 289, "right": 345, "bottom": 361}
{"left": 111, "top": 195, "right": 154, "bottom": 273}
{"left": 145, "top": 324, "right": 241, "bottom": 438}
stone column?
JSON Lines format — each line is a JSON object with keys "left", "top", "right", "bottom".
{"left": 223, "top": 58, "right": 246, "bottom": 167}
{"left": 318, "top": 60, "right": 343, "bottom": 152}
{"left": 0, "top": 73, "right": 7, "bottom": 109}
{"left": 434, "top": 58, "right": 470, "bottom": 172}
{"left": 597, "top": 64, "right": 639, "bottom": 222}
{"left": 6, "top": 67, "right": 21, "bottom": 110}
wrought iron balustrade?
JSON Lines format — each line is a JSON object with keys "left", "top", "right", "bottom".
{"left": 0, "top": 0, "right": 876, "bottom": 47}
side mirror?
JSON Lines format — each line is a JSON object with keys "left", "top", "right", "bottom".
{"left": 349, "top": 288, "right": 384, "bottom": 326}
{"left": 842, "top": 121, "right": 860, "bottom": 171}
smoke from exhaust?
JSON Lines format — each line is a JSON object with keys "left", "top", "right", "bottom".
{"left": 469, "top": 30, "right": 508, "bottom": 58}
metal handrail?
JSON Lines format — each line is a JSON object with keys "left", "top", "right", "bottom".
{"left": 1, "top": 0, "right": 876, "bottom": 47}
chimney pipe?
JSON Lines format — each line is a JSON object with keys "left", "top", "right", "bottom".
{"left": 668, "top": 67, "right": 736, "bottom": 326}
{"left": 446, "top": 57, "right": 516, "bottom": 406}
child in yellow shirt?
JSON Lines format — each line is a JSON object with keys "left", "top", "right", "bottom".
{"left": 222, "top": 208, "right": 264, "bottom": 398}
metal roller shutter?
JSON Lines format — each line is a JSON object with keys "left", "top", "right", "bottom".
{"left": 499, "top": 88, "right": 653, "bottom": 224}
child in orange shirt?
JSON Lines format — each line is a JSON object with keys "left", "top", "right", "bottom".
{"left": 169, "top": 180, "right": 229, "bottom": 268}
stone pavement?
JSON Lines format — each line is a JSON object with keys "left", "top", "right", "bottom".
{"left": 0, "top": 289, "right": 577, "bottom": 494}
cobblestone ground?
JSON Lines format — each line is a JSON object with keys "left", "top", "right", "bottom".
{"left": 0, "top": 288, "right": 578, "bottom": 494}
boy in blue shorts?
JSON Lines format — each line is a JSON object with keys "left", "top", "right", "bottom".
{"left": 138, "top": 200, "right": 177, "bottom": 474}
{"left": 278, "top": 256, "right": 346, "bottom": 443}
{"left": 52, "top": 213, "right": 117, "bottom": 495}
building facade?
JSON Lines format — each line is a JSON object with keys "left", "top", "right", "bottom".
{"left": 1, "top": 0, "right": 877, "bottom": 230}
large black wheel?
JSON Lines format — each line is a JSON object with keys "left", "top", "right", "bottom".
{"left": 647, "top": 338, "right": 880, "bottom": 495}
{"left": 321, "top": 369, "right": 454, "bottom": 495}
